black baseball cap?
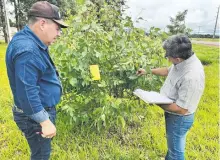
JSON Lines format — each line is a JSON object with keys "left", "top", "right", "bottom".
{"left": 28, "top": 1, "right": 68, "bottom": 28}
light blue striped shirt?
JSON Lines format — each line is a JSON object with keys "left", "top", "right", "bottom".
{"left": 160, "top": 54, "right": 205, "bottom": 114}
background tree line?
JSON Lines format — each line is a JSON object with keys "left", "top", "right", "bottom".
{"left": 2, "top": 0, "right": 214, "bottom": 44}
{"left": 0, "top": 0, "right": 126, "bottom": 43}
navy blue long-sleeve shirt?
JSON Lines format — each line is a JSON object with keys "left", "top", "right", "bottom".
{"left": 6, "top": 25, "right": 62, "bottom": 123}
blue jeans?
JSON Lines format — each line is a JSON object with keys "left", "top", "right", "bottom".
{"left": 165, "top": 112, "right": 194, "bottom": 160}
{"left": 13, "top": 107, "right": 56, "bottom": 160}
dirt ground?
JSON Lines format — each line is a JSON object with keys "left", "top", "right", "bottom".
{"left": 191, "top": 40, "right": 219, "bottom": 47}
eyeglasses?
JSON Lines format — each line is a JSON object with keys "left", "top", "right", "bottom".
{"left": 56, "top": 25, "right": 62, "bottom": 33}
{"left": 43, "top": 18, "right": 62, "bottom": 32}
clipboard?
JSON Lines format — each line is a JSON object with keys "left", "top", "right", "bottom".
{"left": 133, "top": 89, "right": 173, "bottom": 104}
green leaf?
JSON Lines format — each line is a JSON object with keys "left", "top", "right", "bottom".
{"left": 95, "top": 51, "right": 101, "bottom": 58}
{"left": 82, "top": 24, "right": 90, "bottom": 31}
{"left": 62, "top": 105, "right": 70, "bottom": 110}
{"left": 128, "top": 75, "right": 139, "bottom": 80}
{"left": 101, "top": 114, "right": 105, "bottom": 121}
{"left": 69, "top": 78, "right": 77, "bottom": 86}
{"left": 107, "top": 35, "right": 113, "bottom": 41}
{"left": 117, "top": 116, "right": 126, "bottom": 129}
{"left": 98, "top": 81, "right": 106, "bottom": 87}
{"left": 93, "top": 108, "right": 102, "bottom": 115}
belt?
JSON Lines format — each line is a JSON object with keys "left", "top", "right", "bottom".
{"left": 13, "top": 105, "right": 54, "bottom": 113}
{"left": 165, "top": 111, "right": 194, "bottom": 116}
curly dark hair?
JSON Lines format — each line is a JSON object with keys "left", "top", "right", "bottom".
{"left": 163, "top": 34, "right": 194, "bottom": 60}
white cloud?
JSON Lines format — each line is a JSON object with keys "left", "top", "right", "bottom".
{"left": 124, "top": 0, "right": 220, "bottom": 35}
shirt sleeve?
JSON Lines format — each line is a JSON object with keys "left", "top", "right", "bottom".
{"left": 14, "top": 51, "right": 49, "bottom": 123}
{"left": 167, "top": 65, "right": 173, "bottom": 73}
{"left": 176, "top": 78, "right": 203, "bottom": 110}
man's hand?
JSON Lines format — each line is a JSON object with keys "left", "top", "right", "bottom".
{"left": 40, "top": 119, "right": 56, "bottom": 138}
{"left": 136, "top": 68, "right": 146, "bottom": 76}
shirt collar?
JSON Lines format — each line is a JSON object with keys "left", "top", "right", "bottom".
{"left": 174, "top": 54, "right": 197, "bottom": 70}
{"left": 23, "top": 25, "right": 48, "bottom": 51}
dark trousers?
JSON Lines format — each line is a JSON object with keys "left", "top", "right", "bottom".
{"left": 13, "top": 107, "right": 56, "bottom": 160}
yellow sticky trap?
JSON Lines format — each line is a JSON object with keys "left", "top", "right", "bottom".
{"left": 90, "top": 65, "right": 101, "bottom": 80}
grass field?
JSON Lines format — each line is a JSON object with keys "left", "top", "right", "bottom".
{"left": 0, "top": 43, "right": 219, "bottom": 160}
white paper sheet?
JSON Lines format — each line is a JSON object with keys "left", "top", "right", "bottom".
{"left": 133, "top": 89, "right": 173, "bottom": 104}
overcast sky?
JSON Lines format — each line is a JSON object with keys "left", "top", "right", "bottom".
{"left": 124, "top": 0, "right": 220, "bottom": 35}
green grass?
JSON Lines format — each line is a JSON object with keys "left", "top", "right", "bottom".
{"left": 0, "top": 43, "right": 219, "bottom": 160}
{"left": 192, "top": 38, "right": 220, "bottom": 42}
{"left": 193, "top": 44, "right": 219, "bottom": 65}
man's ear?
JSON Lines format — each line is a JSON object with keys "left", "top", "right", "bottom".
{"left": 176, "top": 58, "right": 184, "bottom": 63}
{"left": 39, "top": 19, "right": 47, "bottom": 31}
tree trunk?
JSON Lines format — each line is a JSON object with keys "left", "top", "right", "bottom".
{"left": 13, "top": 0, "right": 20, "bottom": 31}
{"left": 0, "top": 0, "right": 9, "bottom": 43}
{"left": 12, "top": 0, "right": 21, "bottom": 31}
{"left": 17, "top": 0, "right": 22, "bottom": 30}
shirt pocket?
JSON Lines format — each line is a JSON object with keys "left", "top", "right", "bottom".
{"left": 167, "top": 78, "right": 179, "bottom": 100}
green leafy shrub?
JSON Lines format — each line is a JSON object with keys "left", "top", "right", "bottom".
{"left": 51, "top": 1, "right": 166, "bottom": 130}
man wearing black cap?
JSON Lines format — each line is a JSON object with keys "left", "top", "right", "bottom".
{"left": 137, "top": 35, "right": 205, "bottom": 160}
{"left": 5, "top": 1, "right": 68, "bottom": 159}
